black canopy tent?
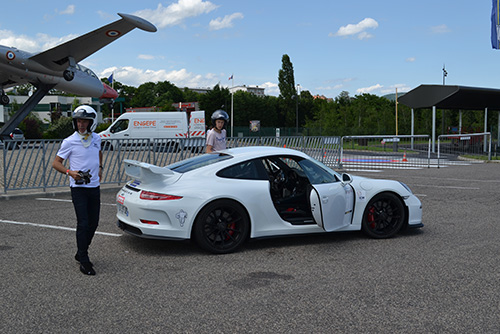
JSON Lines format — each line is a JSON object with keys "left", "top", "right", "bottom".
{"left": 398, "top": 84, "right": 500, "bottom": 152}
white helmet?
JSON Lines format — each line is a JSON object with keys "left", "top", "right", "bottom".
{"left": 211, "top": 109, "right": 229, "bottom": 129}
{"left": 72, "top": 105, "right": 97, "bottom": 132}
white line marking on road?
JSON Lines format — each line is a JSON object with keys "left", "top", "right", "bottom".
{"left": 35, "top": 198, "right": 116, "bottom": 206}
{"left": 411, "top": 184, "right": 480, "bottom": 190}
{"left": 0, "top": 219, "right": 122, "bottom": 237}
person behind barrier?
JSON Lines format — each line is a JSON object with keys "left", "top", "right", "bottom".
{"left": 52, "top": 105, "right": 102, "bottom": 276}
{"left": 206, "top": 109, "right": 229, "bottom": 153}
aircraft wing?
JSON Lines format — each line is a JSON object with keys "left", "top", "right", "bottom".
{"left": 29, "top": 13, "right": 156, "bottom": 72}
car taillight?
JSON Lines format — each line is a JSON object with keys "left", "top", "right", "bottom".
{"left": 139, "top": 190, "right": 182, "bottom": 201}
{"left": 140, "top": 219, "right": 160, "bottom": 225}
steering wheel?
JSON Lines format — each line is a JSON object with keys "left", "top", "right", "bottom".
{"left": 274, "top": 169, "right": 287, "bottom": 185}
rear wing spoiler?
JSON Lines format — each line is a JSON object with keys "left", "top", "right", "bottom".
{"left": 123, "top": 159, "right": 179, "bottom": 184}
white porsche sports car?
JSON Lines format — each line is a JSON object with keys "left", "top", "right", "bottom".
{"left": 116, "top": 146, "right": 423, "bottom": 254}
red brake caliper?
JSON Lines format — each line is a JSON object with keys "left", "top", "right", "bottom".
{"left": 368, "top": 207, "right": 376, "bottom": 229}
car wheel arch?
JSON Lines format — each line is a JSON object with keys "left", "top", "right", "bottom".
{"left": 190, "top": 198, "right": 252, "bottom": 240}
{"left": 361, "top": 191, "right": 408, "bottom": 238}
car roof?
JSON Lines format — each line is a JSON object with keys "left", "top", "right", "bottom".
{"left": 222, "top": 146, "right": 308, "bottom": 160}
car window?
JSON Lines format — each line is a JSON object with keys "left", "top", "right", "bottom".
{"left": 298, "top": 158, "right": 339, "bottom": 184}
{"left": 167, "top": 153, "right": 233, "bottom": 173}
{"left": 110, "top": 119, "right": 129, "bottom": 133}
{"left": 217, "top": 159, "right": 268, "bottom": 180}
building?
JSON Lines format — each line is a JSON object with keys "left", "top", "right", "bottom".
{"left": 313, "top": 94, "right": 333, "bottom": 102}
{"left": 229, "top": 85, "right": 265, "bottom": 97}
{"left": 189, "top": 88, "right": 212, "bottom": 95}
{"left": 188, "top": 85, "right": 266, "bottom": 97}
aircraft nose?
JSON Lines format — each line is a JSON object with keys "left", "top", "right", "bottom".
{"left": 101, "top": 83, "right": 118, "bottom": 99}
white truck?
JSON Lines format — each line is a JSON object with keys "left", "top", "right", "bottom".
{"left": 98, "top": 110, "right": 205, "bottom": 152}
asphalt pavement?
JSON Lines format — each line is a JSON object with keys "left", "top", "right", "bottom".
{"left": 1, "top": 162, "right": 499, "bottom": 333}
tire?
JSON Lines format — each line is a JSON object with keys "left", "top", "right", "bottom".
{"left": 193, "top": 200, "right": 250, "bottom": 254}
{"left": 1, "top": 94, "right": 10, "bottom": 105}
{"left": 361, "top": 192, "right": 405, "bottom": 239}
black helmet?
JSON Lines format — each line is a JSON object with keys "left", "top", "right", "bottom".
{"left": 72, "top": 105, "right": 97, "bottom": 132}
{"left": 211, "top": 109, "right": 229, "bottom": 128}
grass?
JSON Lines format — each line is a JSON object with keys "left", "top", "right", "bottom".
{"left": 461, "top": 154, "right": 500, "bottom": 161}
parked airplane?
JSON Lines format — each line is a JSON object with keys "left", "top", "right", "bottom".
{"left": 0, "top": 13, "right": 156, "bottom": 139}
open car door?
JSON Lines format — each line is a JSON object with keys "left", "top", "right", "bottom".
{"left": 310, "top": 181, "right": 354, "bottom": 232}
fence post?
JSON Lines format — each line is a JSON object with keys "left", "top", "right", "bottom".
{"left": 428, "top": 139, "right": 431, "bottom": 168}
{"left": 42, "top": 140, "right": 47, "bottom": 192}
{"left": 437, "top": 136, "right": 441, "bottom": 169}
{"left": 340, "top": 137, "right": 344, "bottom": 169}
{"left": 2, "top": 145, "right": 5, "bottom": 193}
{"left": 489, "top": 133, "right": 492, "bottom": 161}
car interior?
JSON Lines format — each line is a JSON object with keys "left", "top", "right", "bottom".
{"left": 262, "top": 157, "right": 315, "bottom": 225}
{"left": 217, "top": 155, "right": 317, "bottom": 225}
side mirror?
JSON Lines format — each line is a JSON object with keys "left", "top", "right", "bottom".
{"left": 341, "top": 173, "right": 352, "bottom": 185}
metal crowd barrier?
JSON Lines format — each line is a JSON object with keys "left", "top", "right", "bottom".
{"left": 437, "top": 132, "right": 492, "bottom": 167}
{"left": 1, "top": 136, "right": 341, "bottom": 193}
{"left": 340, "top": 135, "right": 432, "bottom": 170}
{"left": 2, "top": 133, "right": 491, "bottom": 193}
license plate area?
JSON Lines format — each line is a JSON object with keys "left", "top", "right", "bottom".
{"left": 117, "top": 203, "right": 129, "bottom": 216}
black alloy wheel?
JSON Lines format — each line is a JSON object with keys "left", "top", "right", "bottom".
{"left": 193, "top": 200, "right": 249, "bottom": 254}
{"left": 361, "top": 192, "right": 406, "bottom": 238}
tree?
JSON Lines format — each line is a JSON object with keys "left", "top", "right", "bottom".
{"left": 278, "top": 54, "right": 296, "bottom": 128}
{"left": 199, "top": 84, "right": 231, "bottom": 117}
{"left": 130, "top": 82, "right": 156, "bottom": 107}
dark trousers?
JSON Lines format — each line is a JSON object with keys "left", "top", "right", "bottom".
{"left": 71, "top": 187, "right": 100, "bottom": 263}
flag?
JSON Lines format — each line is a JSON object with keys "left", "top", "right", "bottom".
{"left": 228, "top": 74, "right": 233, "bottom": 80}
{"left": 108, "top": 73, "right": 114, "bottom": 84}
{"left": 492, "top": 0, "right": 500, "bottom": 49}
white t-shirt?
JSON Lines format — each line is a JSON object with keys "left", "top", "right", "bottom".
{"left": 206, "top": 129, "right": 226, "bottom": 152}
{"left": 56, "top": 132, "right": 101, "bottom": 187}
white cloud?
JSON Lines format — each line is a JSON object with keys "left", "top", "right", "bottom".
{"left": 382, "top": 84, "right": 411, "bottom": 94}
{"left": 0, "top": 29, "right": 76, "bottom": 53}
{"left": 100, "top": 66, "right": 218, "bottom": 88}
{"left": 406, "top": 57, "right": 416, "bottom": 62}
{"left": 356, "top": 31, "right": 374, "bottom": 40}
{"left": 356, "top": 83, "right": 383, "bottom": 94}
{"left": 316, "top": 84, "right": 345, "bottom": 91}
{"left": 259, "top": 81, "right": 279, "bottom": 96}
{"left": 430, "top": 24, "right": 451, "bottom": 34}
{"left": 57, "top": 5, "right": 75, "bottom": 15}
{"left": 138, "top": 54, "right": 155, "bottom": 60}
{"left": 332, "top": 18, "right": 378, "bottom": 40}
{"left": 134, "top": 0, "right": 218, "bottom": 29}
{"left": 209, "top": 12, "right": 244, "bottom": 31}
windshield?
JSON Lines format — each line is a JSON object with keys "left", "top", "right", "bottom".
{"left": 167, "top": 153, "right": 233, "bottom": 173}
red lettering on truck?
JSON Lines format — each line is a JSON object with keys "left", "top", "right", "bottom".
{"left": 133, "top": 120, "right": 156, "bottom": 127}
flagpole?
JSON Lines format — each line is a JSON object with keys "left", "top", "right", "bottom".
{"left": 231, "top": 75, "right": 234, "bottom": 138}
{"left": 110, "top": 71, "right": 114, "bottom": 122}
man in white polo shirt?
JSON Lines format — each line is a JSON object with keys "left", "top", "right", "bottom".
{"left": 52, "top": 105, "right": 102, "bottom": 276}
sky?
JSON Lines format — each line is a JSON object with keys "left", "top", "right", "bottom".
{"left": 0, "top": 0, "right": 498, "bottom": 99}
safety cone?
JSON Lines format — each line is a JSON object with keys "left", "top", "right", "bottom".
{"left": 402, "top": 151, "right": 408, "bottom": 162}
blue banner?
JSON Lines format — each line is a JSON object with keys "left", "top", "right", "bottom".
{"left": 492, "top": 0, "right": 500, "bottom": 49}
